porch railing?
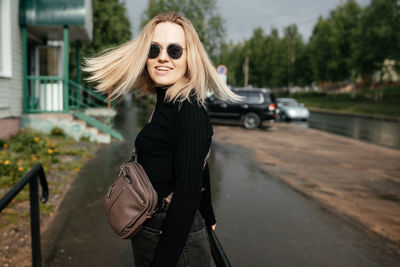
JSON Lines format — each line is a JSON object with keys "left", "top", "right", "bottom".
{"left": 25, "top": 76, "right": 110, "bottom": 113}
{"left": 69, "top": 79, "right": 110, "bottom": 110}
{"left": 0, "top": 164, "right": 49, "bottom": 267}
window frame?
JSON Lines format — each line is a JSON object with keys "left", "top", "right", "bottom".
{"left": 0, "top": 0, "right": 12, "bottom": 78}
{"left": 244, "top": 91, "right": 263, "bottom": 104}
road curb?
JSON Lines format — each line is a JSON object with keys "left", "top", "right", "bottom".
{"left": 308, "top": 108, "right": 400, "bottom": 122}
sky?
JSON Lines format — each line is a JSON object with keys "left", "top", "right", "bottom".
{"left": 124, "top": 0, "right": 371, "bottom": 42}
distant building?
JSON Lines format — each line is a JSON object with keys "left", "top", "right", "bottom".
{"left": 372, "top": 59, "right": 399, "bottom": 83}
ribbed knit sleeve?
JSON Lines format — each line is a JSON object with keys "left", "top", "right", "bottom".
{"left": 151, "top": 99, "right": 212, "bottom": 267}
{"left": 199, "top": 162, "right": 217, "bottom": 228}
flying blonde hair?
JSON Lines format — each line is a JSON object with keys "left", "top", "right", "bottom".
{"left": 83, "top": 12, "right": 241, "bottom": 106}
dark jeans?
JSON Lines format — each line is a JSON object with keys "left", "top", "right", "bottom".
{"left": 131, "top": 210, "right": 215, "bottom": 267}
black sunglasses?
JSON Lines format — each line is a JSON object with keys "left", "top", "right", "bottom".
{"left": 148, "top": 43, "right": 186, "bottom": 60}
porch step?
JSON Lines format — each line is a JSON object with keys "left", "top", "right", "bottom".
{"left": 72, "top": 112, "right": 123, "bottom": 141}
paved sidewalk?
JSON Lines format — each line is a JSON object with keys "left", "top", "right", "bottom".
{"left": 42, "top": 100, "right": 139, "bottom": 266}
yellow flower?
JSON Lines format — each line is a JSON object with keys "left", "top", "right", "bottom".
{"left": 75, "top": 167, "right": 81, "bottom": 171}
{"left": 47, "top": 149, "right": 53, "bottom": 154}
{"left": 3, "top": 143, "right": 8, "bottom": 148}
{"left": 18, "top": 166, "right": 24, "bottom": 172}
{"left": 4, "top": 160, "right": 10, "bottom": 165}
{"left": 50, "top": 144, "right": 56, "bottom": 148}
{"left": 34, "top": 137, "right": 40, "bottom": 142}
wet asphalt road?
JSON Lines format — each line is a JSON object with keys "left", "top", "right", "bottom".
{"left": 42, "top": 97, "right": 400, "bottom": 266}
{"left": 288, "top": 111, "right": 400, "bottom": 150}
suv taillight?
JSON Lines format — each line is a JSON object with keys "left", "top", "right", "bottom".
{"left": 268, "top": 104, "right": 276, "bottom": 111}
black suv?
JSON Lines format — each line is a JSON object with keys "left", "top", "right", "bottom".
{"left": 205, "top": 87, "right": 277, "bottom": 129}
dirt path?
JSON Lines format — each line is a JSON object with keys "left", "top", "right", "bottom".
{"left": 213, "top": 123, "right": 400, "bottom": 249}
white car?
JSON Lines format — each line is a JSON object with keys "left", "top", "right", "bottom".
{"left": 277, "top": 98, "right": 310, "bottom": 121}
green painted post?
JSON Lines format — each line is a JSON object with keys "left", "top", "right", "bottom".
{"left": 76, "top": 40, "right": 81, "bottom": 109}
{"left": 63, "top": 26, "right": 70, "bottom": 113}
{"left": 22, "top": 26, "right": 29, "bottom": 113}
{"left": 76, "top": 40, "right": 81, "bottom": 84}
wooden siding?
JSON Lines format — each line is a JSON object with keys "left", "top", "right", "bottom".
{"left": 0, "top": 0, "right": 22, "bottom": 119}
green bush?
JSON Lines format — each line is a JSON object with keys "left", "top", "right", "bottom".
{"left": 10, "top": 130, "right": 46, "bottom": 154}
{"left": 0, "top": 139, "right": 8, "bottom": 149}
{"left": 50, "top": 127, "right": 65, "bottom": 137}
{"left": 0, "top": 155, "right": 23, "bottom": 186}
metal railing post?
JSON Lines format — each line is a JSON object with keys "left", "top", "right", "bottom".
{"left": 30, "top": 175, "right": 41, "bottom": 267}
{"left": 22, "top": 26, "right": 29, "bottom": 113}
{"left": 63, "top": 26, "right": 70, "bottom": 113}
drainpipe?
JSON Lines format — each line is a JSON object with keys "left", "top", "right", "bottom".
{"left": 63, "top": 26, "right": 69, "bottom": 113}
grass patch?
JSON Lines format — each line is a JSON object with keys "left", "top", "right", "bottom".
{"left": 57, "top": 161, "right": 83, "bottom": 171}
{"left": 279, "top": 87, "right": 400, "bottom": 119}
{"left": 0, "top": 129, "right": 97, "bottom": 220}
{"left": 40, "top": 203, "right": 54, "bottom": 214}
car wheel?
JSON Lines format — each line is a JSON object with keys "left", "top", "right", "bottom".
{"left": 280, "top": 113, "right": 285, "bottom": 121}
{"left": 241, "top": 112, "right": 260, "bottom": 129}
{"left": 281, "top": 113, "right": 289, "bottom": 122}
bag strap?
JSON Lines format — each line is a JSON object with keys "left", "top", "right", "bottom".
{"left": 132, "top": 108, "right": 155, "bottom": 156}
{"left": 135, "top": 107, "right": 212, "bottom": 208}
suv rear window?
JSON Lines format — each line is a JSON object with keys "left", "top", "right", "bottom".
{"left": 236, "top": 91, "right": 263, "bottom": 104}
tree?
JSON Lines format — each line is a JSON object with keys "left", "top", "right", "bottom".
{"left": 72, "top": 0, "right": 132, "bottom": 82}
{"left": 247, "top": 28, "right": 268, "bottom": 87}
{"left": 352, "top": 0, "right": 400, "bottom": 83}
{"left": 267, "top": 29, "right": 287, "bottom": 88}
{"left": 218, "top": 41, "right": 246, "bottom": 86}
{"left": 283, "top": 24, "right": 304, "bottom": 88}
{"left": 140, "top": 0, "right": 225, "bottom": 61}
{"left": 308, "top": 17, "right": 336, "bottom": 83}
{"left": 330, "top": 0, "right": 362, "bottom": 82}
{"left": 82, "top": 0, "right": 131, "bottom": 56}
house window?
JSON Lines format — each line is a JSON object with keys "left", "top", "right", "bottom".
{"left": 0, "top": 0, "right": 12, "bottom": 78}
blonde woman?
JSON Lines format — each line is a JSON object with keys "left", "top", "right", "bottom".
{"left": 84, "top": 12, "right": 240, "bottom": 267}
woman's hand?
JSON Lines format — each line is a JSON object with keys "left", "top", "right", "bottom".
{"left": 211, "top": 224, "right": 216, "bottom": 231}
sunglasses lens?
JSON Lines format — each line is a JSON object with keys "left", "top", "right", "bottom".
{"left": 167, "top": 44, "right": 183, "bottom": 59}
{"left": 148, "top": 44, "right": 160, "bottom": 58}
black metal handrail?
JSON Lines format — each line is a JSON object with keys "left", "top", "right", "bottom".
{"left": 0, "top": 163, "right": 49, "bottom": 267}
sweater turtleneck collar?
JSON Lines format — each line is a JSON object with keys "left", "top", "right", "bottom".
{"left": 156, "top": 86, "right": 170, "bottom": 102}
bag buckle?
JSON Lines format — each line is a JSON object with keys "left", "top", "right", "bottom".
{"left": 107, "top": 184, "right": 114, "bottom": 198}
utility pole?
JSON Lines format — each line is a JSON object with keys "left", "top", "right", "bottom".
{"left": 244, "top": 55, "right": 249, "bottom": 87}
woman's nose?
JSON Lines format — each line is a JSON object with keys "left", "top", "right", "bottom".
{"left": 158, "top": 47, "right": 169, "bottom": 62}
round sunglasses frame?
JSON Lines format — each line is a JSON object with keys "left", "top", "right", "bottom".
{"left": 148, "top": 43, "right": 186, "bottom": 60}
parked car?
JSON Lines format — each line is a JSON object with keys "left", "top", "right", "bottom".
{"left": 276, "top": 98, "right": 310, "bottom": 121}
{"left": 205, "top": 87, "right": 277, "bottom": 129}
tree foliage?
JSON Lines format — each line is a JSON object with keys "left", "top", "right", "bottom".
{"left": 82, "top": 0, "right": 132, "bottom": 56}
{"left": 72, "top": 0, "right": 131, "bottom": 82}
{"left": 140, "top": 0, "right": 225, "bottom": 61}
{"left": 352, "top": 0, "right": 400, "bottom": 81}
{"left": 216, "top": 0, "right": 399, "bottom": 89}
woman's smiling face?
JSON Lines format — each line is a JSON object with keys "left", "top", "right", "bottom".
{"left": 146, "top": 22, "right": 188, "bottom": 87}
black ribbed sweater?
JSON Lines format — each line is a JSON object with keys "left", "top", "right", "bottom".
{"left": 135, "top": 86, "right": 216, "bottom": 267}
